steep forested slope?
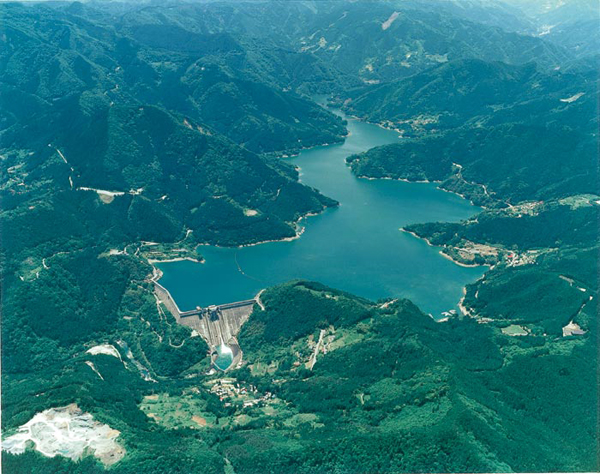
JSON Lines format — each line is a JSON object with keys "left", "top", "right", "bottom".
{"left": 345, "top": 59, "right": 598, "bottom": 206}
{"left": 226, "top": 281, "right": 597, "bottom": 472}
{"left": 1, "top": 3, "right": 344, "bottom": 248}
{"left": 0, "top": 3, "right": 346, "bottom": 155}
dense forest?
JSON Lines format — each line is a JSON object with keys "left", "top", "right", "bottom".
{"left": 230, "top": 281, "right": 597, "bottom": 472}
{"left": 1, "top": 0, "right": 598, "bottom": 473}
{"left": 345, "top": 58, "right": 598, "bottom": 206}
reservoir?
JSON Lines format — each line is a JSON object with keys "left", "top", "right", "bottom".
{"left": 157, "top": 110, "right": 486, "bottom": 318}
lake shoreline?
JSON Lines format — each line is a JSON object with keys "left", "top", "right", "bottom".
{"left": 401, "top": 228, "right": 485, "bottom": 268}
{"left": 194, "top": 209, "right": 327, "bottom": 251}
{"left": 400, "top": 228, "right": 435, "bottom": 247}
{"left": 157, "top": 109, "right": 485, "bottom": 316}
{"left": 357, "top": 175, "right": 436, "bottom": 185}
{"left": 438, "top": 249, "right": 484, "bottom": 268}
{"left": 148, "top": 257, "right": 203, "bottom": 264}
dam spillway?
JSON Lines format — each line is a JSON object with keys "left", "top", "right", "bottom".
{"left": 153, "top": 281, "right": 255, "bottom": 370}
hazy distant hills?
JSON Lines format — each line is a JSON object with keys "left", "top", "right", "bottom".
{"left": 397, "top": 0, "right": 531, "bottom": 32}
{"left": 67, "top": 0, "right": 583, "bottom": 87}
{"left": 541, "top": 19, "right": 600, "bottom": 60}
{"left": 286, "top": 1, "right": 571, "bottom": 83}
{"left": 501, "top": 0, "right": 598, "bottom": 20}
{"left": 498, "top": 0, "right": 600, "bottom": 59}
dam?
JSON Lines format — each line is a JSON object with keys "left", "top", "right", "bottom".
{"left": 153, "top": 280, "right": 255, "bottom": 371}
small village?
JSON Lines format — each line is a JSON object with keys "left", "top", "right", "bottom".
{"left": 208, "top": 378, "right": 274, "bottom": 409}
{"left": 504, "top": 250, "right": 539, "bottom": 267}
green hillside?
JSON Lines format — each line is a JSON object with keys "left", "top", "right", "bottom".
{"left": 345, "top": 59, "right": 598, "bottom": 205}
{"left": 289, "top": 1, "right": 571, "bottom": 83}
{"left": 0, "top": 3, "right": 346, "bottom": 155}
{"left": 226, "top": 281, "right": 597, "bottom": 472}
{"left": 344, "top": 59, "right": 596, "bottom": 129}
{"left": 3, "top": 281, "right": 596, "bottom": 472}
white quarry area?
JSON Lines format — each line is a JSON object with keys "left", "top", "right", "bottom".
{"left": 86, "top": 344, "right": 122, "bottom": 360}
{"left": 560, "top": 92, "right": 585, "bottom": 103}
{"left": 2, "top": 404, "right": 125, "bottom": 466}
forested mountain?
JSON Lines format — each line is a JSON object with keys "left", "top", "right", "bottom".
{"left": 1, "top": 0, "right": 598, "bottom": 473}
{"left": 345, "top": 57, "right": 598, "bottom": 206}
{"left": 229, "top": 281, "right": 597, "bottom": 472}
{"left": 347, "top": 120, "right": 598, "bottom": 206}
{"left": 343, "top": 59, "right": 596, "bottom": 130}
{"left": 1, "top": 3, "right": 347, "bottom": 154}
{"left": 1, "top": 2, "right": 347, "bottom": 252}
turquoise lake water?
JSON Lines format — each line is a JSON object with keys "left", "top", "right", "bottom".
{"left": 157, "top": 110, "right": 485, "bottom": 318}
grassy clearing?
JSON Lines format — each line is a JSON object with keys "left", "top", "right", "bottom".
{"left": 139, "top": 393, "right": 216, "bottom": 430}
{"left": 501, "top": 324, "right": 529, "bottom": 336}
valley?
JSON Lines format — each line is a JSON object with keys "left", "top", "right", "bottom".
{"left": 157, "top": 108, "right": 484, "bottom": 318}
{"left": 1, "top": 0, "right": 597, "bottom": 473}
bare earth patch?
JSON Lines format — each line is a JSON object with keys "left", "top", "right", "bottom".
{"left": 501, "top": 324, "right": 530, "bottom": 336}
{"left": 382, "top": 11, "right": 399, "bottom": 30}
{"left": 192, "top": 415, "right": 207, "bottom": 427}
{"left": 99, "top": 193, "right": 115, "bottom": 204}
{"left": 87, "top": 344, "right": 122, "bottom": 360}
{"left": 562, "top": 321, "right": 586, "bottom": 337}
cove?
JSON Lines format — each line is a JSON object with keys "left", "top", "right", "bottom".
{"left": 157, "top": 110, "right": 486, "bottom": 318}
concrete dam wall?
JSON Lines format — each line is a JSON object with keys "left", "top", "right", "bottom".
{"left": 153, "top": 281, "right": 255, "bottom": 369}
